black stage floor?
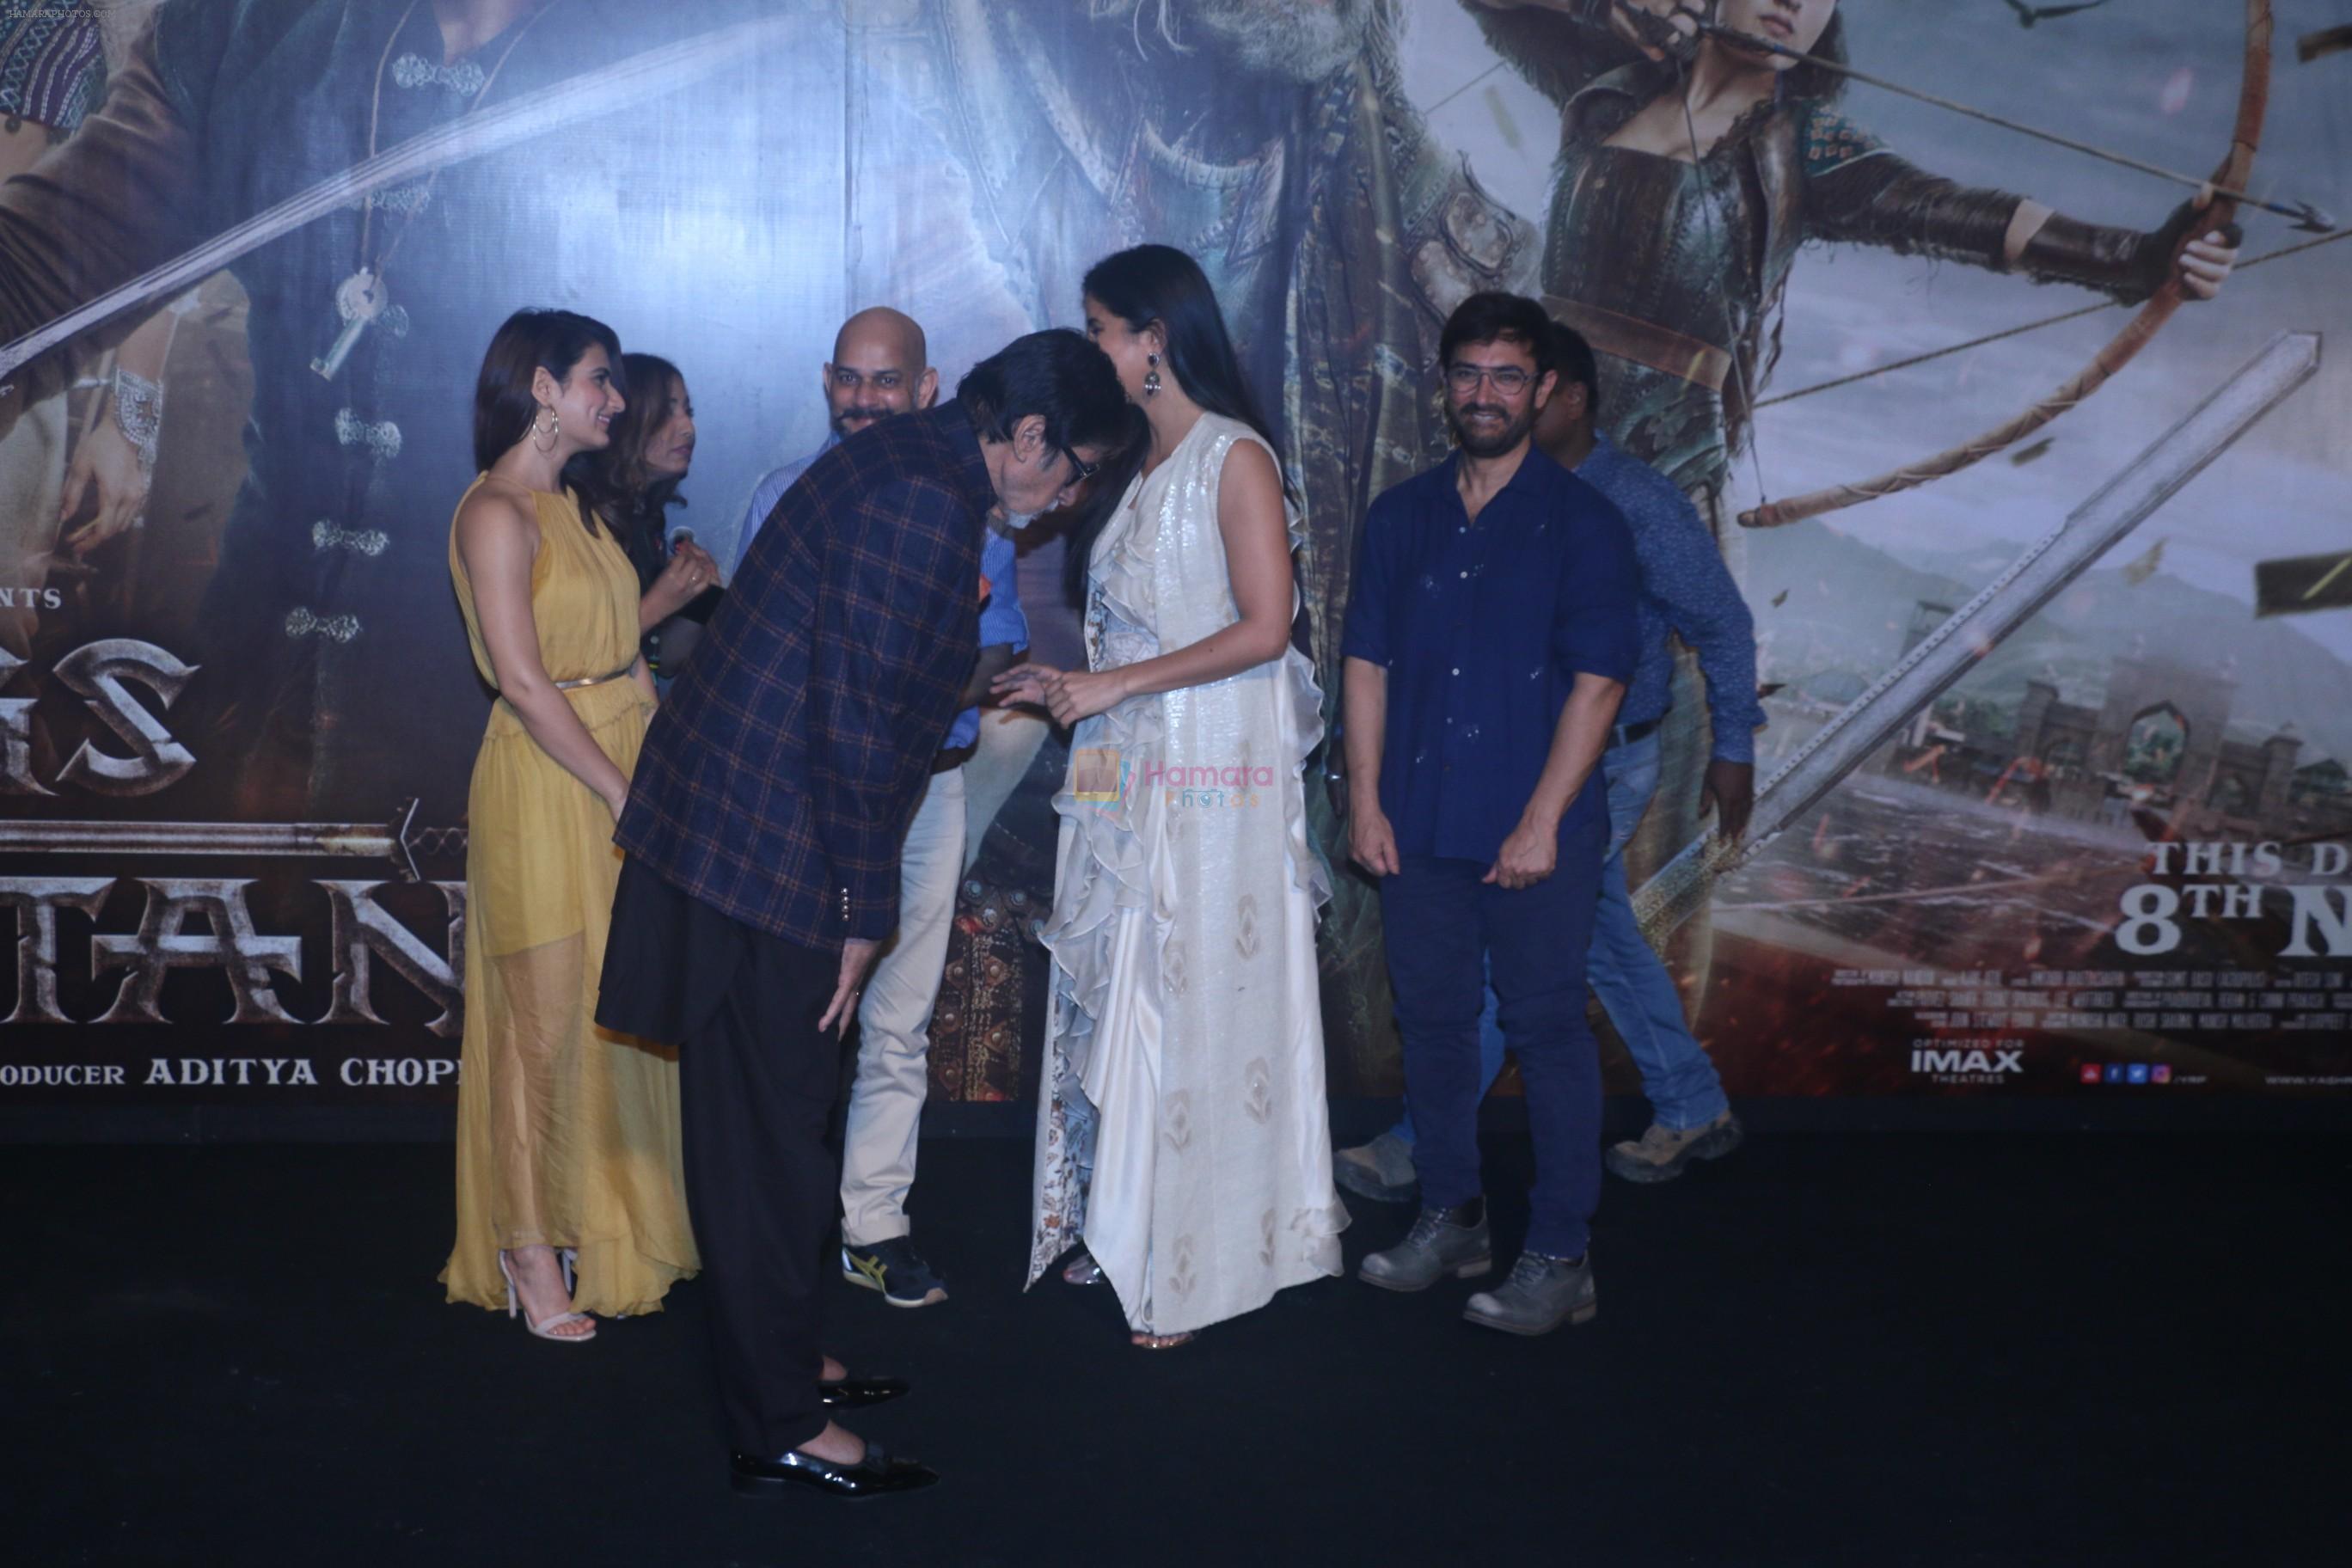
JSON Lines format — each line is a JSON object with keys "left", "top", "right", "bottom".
{"left": 9, "top": 1123, "right": 2347, "bottom": 1566}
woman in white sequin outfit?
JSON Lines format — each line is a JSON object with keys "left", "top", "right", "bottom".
{"left": 997, "top": 245, "right": 1345, "bottom": 1348}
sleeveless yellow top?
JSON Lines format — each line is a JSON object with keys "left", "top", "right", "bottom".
{"left": 449, "top": 478, "right": 640, "bottom": 693}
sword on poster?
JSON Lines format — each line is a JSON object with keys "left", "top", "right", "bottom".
{"left": 1632, "top": 331, "right": 2324, "bottom": 947}
{"left": 0, "top": 799, "right": 462, "bottom": 884}
{"left": 0, "top": 9, "right": 816, "bottom": 380}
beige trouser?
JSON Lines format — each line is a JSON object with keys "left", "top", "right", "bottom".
{"left": 960, "top": 705, "right": 1048, "bottom": 873}
{"left": 840, "top": 764, "right": 967, "bottom": 1246}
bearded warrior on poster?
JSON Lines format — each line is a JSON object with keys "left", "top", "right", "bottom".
{"left": 0, "top": 0, "right": 802, "bottom": 824}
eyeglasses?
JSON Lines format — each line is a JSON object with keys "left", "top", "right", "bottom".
{"left": 1445, "top": 364, "right": 1534, "bottom": 396}
{"left": 1060, "top": 448, "right": 1100, "bottom": 483}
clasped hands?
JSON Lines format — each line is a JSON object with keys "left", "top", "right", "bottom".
{"left": 1349, "top": 760, "right": 1758, "bottom": 889}
{"left": 991, "top": 662, "right": 1129, "bottom": 727}
{"left": 1347, "top": 804, "right": 1558, "bottom": 889}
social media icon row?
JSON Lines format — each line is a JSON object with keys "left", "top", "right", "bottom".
{"left": 2079, "top": 1063, "right": 2171, "bottom": 1084}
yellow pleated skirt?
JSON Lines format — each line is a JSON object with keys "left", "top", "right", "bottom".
{"left": 439, "top": 677, "right": 699, "bottom": 1317}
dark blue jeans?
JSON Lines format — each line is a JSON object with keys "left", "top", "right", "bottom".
{"left": 1390, "top": 732, "right": 1729, "bottom": 1142}
{"left": 1379, "top": 812, "right": 1608, "bottom": 1259}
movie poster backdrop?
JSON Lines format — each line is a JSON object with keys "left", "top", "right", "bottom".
{"left": 3, "top": 1, "right": 2349, "bottom": 1115}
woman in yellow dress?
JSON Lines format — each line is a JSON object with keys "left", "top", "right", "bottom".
{"left": 441, "top": 309, "right": 701, "bottom": 1340}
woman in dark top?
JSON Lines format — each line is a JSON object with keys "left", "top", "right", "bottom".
{"left": 584, "top": 352, "right": 720, "bottom": 678}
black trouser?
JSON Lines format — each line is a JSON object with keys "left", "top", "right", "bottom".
{"left": 599, "top": 860, "right": 841, "bottom": 1458}
{"left": 682, "top": 926, "right": 841, "bottom": 1456}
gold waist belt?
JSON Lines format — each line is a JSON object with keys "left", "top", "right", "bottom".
{"left": 554, "top": 662, "right": 636, "bottom": 691}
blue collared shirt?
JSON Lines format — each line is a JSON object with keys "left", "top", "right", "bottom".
{"left": 952, "top": 527, "right": 1027, "bottom": 750}
{"left": 732, "top": 432, "right": 838, "bottom": 578}
{"left": 1575, "top": 432, "right": 1762, "bottom": 764}
{"left": 1343, "top": 446, "right": 1640, "bottom": 862}
{"left": 735, "top": 427, "right": 1026, "bottom": 753}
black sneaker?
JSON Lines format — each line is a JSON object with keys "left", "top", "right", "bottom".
{"left": 840, "top": 1238, "right": 949, "bottom": 1308}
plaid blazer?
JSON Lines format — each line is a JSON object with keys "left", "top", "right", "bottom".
{"left": 616, "top": 402, "right": 988, "bottom": 947}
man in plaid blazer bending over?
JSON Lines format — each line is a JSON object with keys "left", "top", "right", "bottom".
{"left": 597, "top": 328, "right": 1135, "bottom": 1500}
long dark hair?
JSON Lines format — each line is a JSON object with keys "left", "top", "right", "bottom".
{"left": 1064, "top": 243, "right": 1287, "bottom": 603}
{"left": 955, "top": 328, "right": 1137, "bottom": 455}
{"left": 1783, "top": 11, "right": 1847, "bottom": 101}
{"left": 580, "top": 352, "right": 689, "bottom": 583}
{"left": 471, "top": 307, "right": 627, "bottom": 538}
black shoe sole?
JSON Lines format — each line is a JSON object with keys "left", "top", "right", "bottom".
{"left": 1357, "top": 1255, "right": 1491, "bottom": 1293}
{"left": 839, "top": 1265, "right": 949, "bottom": 1308}
{"left": 1332, "top": 1163, "right": 1419, "bottom": 1204}
{"left": 1462, "top": 1299, "right": 1598, "bottom": 1336}
{"left": 819, "top": 1383, "right": 910, "bottom": 1410}
{"left": 729, "top": 1469, "right": 940, "bottom": 1500}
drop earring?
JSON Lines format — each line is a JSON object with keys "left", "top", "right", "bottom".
{"left": 530, "top": 405, "right": 559, "bottom": 453}
{"left": 1142, "top": 352, "right": 1161, "bottom": 399}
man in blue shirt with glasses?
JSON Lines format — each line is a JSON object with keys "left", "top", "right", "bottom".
{"left": 1342, "top": 292, "right": 1639, "bottom": 1336}
{"left": 1337, "top": 319, "right": 1760, "bottom": 1203}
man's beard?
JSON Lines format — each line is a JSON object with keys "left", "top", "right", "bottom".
{"left": 1447, "top": 398, "right": 1536, "bottom": 460}
{"left": 832, "top": 407, "right": 893, "bottom": 438}
{"left": 1102, "top": 0, "right": 1378, "bottom": 84}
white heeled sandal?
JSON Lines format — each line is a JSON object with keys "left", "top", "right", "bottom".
{"left": 499, "top": 1250, "right": 596, "bottom": 1343}
{"left": 562, "top": 1248, "right": 632, "bottom": 1318}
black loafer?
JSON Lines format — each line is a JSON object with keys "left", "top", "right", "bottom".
{"left": 818, "top": 1374, "right": 910, "bottom": 1409}
{"left": 729, "top": 1442, "right": 940, "bottom": 1499}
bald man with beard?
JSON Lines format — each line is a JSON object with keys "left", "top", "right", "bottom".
{"left": 732, "top": 307, "right": 942, "bottom": 571}
{"left": 734, "top": 305, "right": 1028, "bottom": 1309}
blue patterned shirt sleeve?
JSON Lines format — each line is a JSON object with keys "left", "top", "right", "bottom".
{"left": 942, "top": 524, "right": 1028, "bottom": 751}
{"left": 976, "top": 524, "right": 1027, "bottom": 652}
{"left": 1577, "top": 433, "right": 1763, "bottom": 764}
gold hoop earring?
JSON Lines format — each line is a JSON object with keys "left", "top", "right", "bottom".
{"left": 1142, "top": 352, "right": 1161, "bottom": 399}
{"left": 529, "top": 405, "right": 560, "bottom": 454}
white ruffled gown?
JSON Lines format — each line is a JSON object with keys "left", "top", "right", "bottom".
{"left": 1026, "top": 413, "right": 1347, "bottom": 1337}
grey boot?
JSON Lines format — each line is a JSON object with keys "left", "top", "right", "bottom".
{"left": 1464, "top": 1251, "right": 1597, "bottom": 1336}
{"left": 1357, "top": 1199, "right": 1491, "bottom": 1292}
{"left": 1332, "top": 1130, "right": 1419, "bottom": 1204}
{"left": 1604, "top": 1110, "right": 1743, "bottom": 1185}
